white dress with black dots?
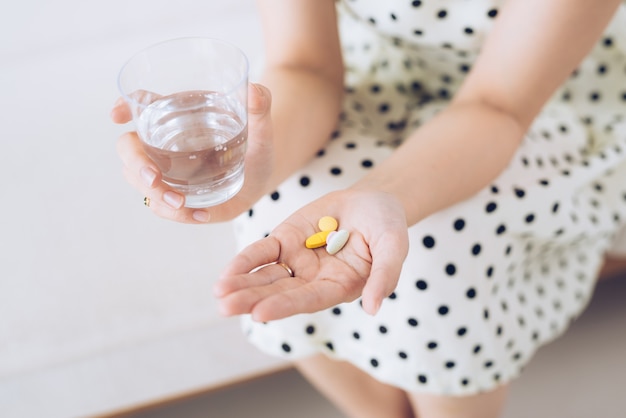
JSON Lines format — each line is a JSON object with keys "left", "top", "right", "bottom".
{"left": 232, "top": 0, "right": 626, "bottom": 395}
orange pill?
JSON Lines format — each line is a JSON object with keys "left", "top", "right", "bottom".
{"left": 305, "top": 230, "right": 332, "bottom": 249}
{"left": 318, "top": 216, "right": 338, "bottom": 232}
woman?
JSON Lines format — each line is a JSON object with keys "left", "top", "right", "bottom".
{"left": 113, "top": 1, "right": 626, "bottom": 416}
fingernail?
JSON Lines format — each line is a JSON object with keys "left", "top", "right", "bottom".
{"left": 113, "top": 97, "right": 125, "bottom": 107}
{"left": 193, "top": 210, "right": 210, "bottom": 222}
{"left": 250, "top": 82, "right": 262, "bottom": 95}
{"left": 163, "top": 191, "right": 184, "bottom": 209}
{"left": 140, "top": 167, "right": 157, "bottom": 187}
{"left": 365, "top": 299, "right": 381, "bottom": 316}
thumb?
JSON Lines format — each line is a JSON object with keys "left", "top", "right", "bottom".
{"left": 361, "top": 232, "right": 408, "bottom": 315}
{"left": 246, "top": 82, "right": 273, "bottom": 154}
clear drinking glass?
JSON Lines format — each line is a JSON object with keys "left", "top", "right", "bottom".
{"left": 118, "top": 37, "right": 249, "bottom": 208}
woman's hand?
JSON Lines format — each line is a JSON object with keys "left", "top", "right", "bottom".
{"left": 111, "top": 83, "right": 274, "bottom": 223}
{"left": 214, "top": 189, "right": 410, "bottom": 322}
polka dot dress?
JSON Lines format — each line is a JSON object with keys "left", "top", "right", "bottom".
{"left": 232, "top": 0, "right": 626, "bottom": 395}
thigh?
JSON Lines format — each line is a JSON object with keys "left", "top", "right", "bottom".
{"left": 408, "top": 384, "right": 509, "bottom": 418}
{"left": 295, "top": 354, "right": 414, "bottom": 418}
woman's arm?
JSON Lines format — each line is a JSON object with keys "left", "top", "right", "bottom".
{"left": 354, "top": 0, "right": 622, "bottom": 226}
{"left": 255, "top": 0, "right": 344, "bottom": 190}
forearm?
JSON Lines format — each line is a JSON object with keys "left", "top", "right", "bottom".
{"left": 354, "top": 101, "right": 525, "bottom": 226}
{"left": 260, "top": 66, "right": 343, "bottom": 192}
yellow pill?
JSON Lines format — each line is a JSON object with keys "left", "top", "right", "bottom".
{"left": 305, "top": 230, "right": 332, "bottom": 249}
{"left": 318, "top": 216, "right": 338, "bottom": 232}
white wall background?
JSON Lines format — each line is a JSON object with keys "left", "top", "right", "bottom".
{"left": 0, "top": 1, "right": 285, "bottom": 417}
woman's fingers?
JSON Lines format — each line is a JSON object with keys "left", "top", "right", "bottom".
{"left": 116, "top": 131, "right": 160, "bottom": 188}
{"left": 219, "top": 275, "right": 353, "bottom": 322}
{"left": 116, "top": 130, "right": 214, "bottom": 223}
{"left": 110, "top": 97, "right": 132, "bottom": 124}
{"left": 250, "top": 278, "right": 354, "bottom": 321}
{"left": 219, "top": 236, "right": 283, "bottom": 279}
{"left": 111, "top": 90, "right": 162, "bottom": 124}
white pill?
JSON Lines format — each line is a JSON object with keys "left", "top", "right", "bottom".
{"left": 326, "top": 230, "right": 350, "bottom": 255}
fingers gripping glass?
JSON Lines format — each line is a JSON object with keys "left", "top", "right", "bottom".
{"left": 118, "top": 37, "right": 250, "bottom": 208}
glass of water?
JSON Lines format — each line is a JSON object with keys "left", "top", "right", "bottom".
{"left": 118, "top": 37, "right": 249, "bottom": 208}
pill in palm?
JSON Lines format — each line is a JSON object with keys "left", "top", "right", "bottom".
{"left": 326, "top": 229, "right": 350, "bottom": 255}
{"left": 318, "top": 216, "right": 338, "bottom": 232}
{"left": 305, "top": 230, "right": 332, "bottom": 249}
{"left": 325, "top": 230, "right": 337, "bottom": 244}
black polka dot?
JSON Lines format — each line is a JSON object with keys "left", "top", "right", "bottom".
{"left": 454, "top": 218, "right": 466, "bottom": 231}
{"left": 299, "top": 176, "right": 310, "bottom": 187}
{"left": 427, "top": 341, "right": 438, "bottom": 349}
{"left": 487, "top": 9, "right": 498, "bottom": 18}
{"left": 471, "top": 244, "right": 482, "bottom": 256}
{"left": 496, "top": 224, "right": 507, "bottom": 235}
{"left": 445, "top": 263, "right": 457, "bottom": 276}
{"left": 457, "top": 327, "right": 468, "bottom": 337}
{"left": 399, "top": 351, "right": 408, "bottom": 359}
{"left": 281, "top": 343, "right": 291, "bottom": 353}
{"left": 361, "top": 159, "right": 374, "bottom": 168}
{"left": 437, "top": 10, "right": 448, "bottom": 19}
{"left": 423, "top": 235, "right": 436, "bottom": 248}
{"left": 305, "top": 325, "right": 315, "bottom": 335}
{"left": 330, "top": 167, "right": 342, "bottom": 176}
{"left": 445, "top": 361, "right": 456, "bottom": 369}
{"left": 412, "top": 0, "right": 422, "bottom": 6}
{"left": 408, "top": 318, "right": 419, "bottom": 327}
{"left": 270, "top": 191, "right": 280, "bottom": 201}
{"left": 416, "top": 280, "right": 428, "bottom": 290}
{"left": 370, "top": 359, "right": 379, "bottom": 367}
{"left": 486, "top": 202, "right": 497, "bottom": 213}
{"left": 332, "top": 307, "right": 341, "bottom": 315}
{"left": 438, "top": 305, "right": 449, "bottom": 315}
{"left": 590, "top": 91, "right": 601, "bottom": 102}
{"left": 418, "top": 375, "right": 427, "bottom": 384}
{"left": 466, "top": 288, "right": 477, "bottom": 299}
{"left": 379, "top": 325, "right": 388, "bottom": 334}
{"left": 525, "top": 214, "right": 535, "bottom": 223}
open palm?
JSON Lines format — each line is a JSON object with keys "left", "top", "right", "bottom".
{"left": 214, "top": 189, "right": 410, "bottom": 322}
